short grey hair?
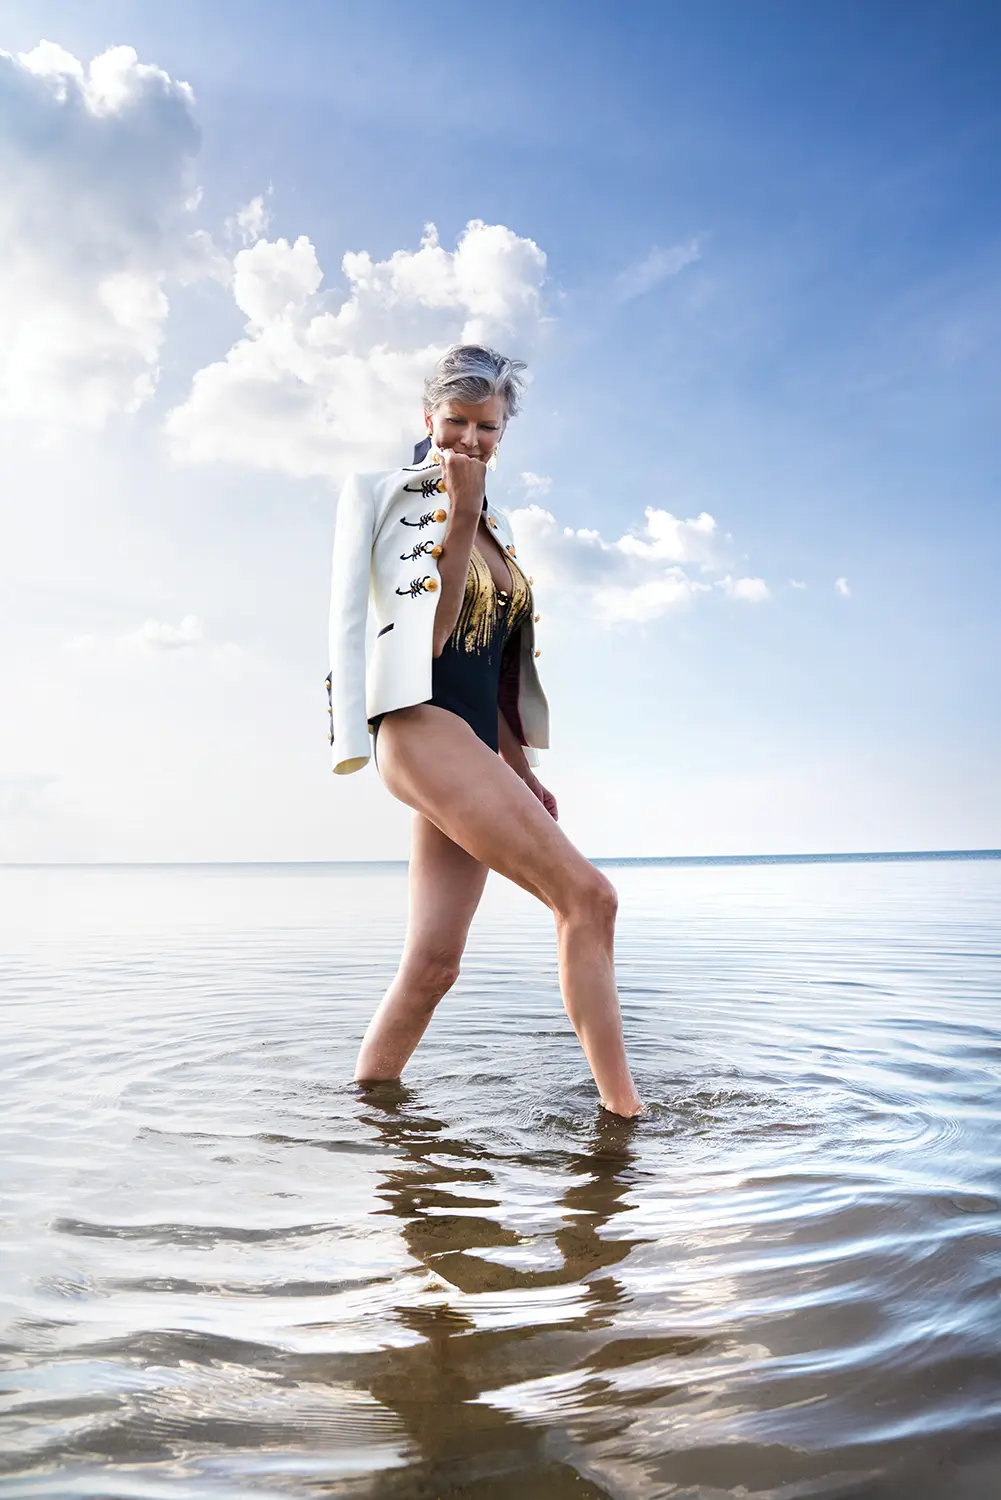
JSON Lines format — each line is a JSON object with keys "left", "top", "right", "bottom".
{"left": 423, "top": 343, "right": 528, "bottom": 420}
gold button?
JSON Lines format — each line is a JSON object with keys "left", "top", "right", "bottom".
{"left": 534, "top": 648, "right": 541, "bottom": 658}
{"left": 534, "top": 613, "right": 540, "bottom": 622}
{"left": 488, "top": 517, "right": 496, "bottom": 527}
{"left": 430, "top": 544, "right": 442, "bottom": 558}
{"left": 327, "top": 705, "right": 332, "bottom": 715}
{"left": 529, "top": 575, "right": 534, "bottom": 585}
{"left": 433, "top": 508, "right": 447, "bottom": 523}
{"left": 425, "top": 578, "right": 439, "bottom": 592}
{"left": 328, "top": 731, "right": 334, "bottom": 743}
{"left": 436, "top": 478, "right": 446, "bottom": 493}
{"left": 506, "top": 543, "right": 515, "bottom": 555}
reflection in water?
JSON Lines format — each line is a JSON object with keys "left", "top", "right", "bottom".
{"left": 348, "top": 1084, "right": 704, "bottom": 1495}
{"left": 2, "top": 858, "right": 1001, "bottom": 1498}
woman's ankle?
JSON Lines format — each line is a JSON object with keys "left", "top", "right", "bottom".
{"left": 598, "top": 1091, "right": 644, "bottom": 1118}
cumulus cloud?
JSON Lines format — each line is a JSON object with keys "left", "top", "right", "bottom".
{"left": 65, "top": 615, "right": 213, "bottom": 653}
{"left": 717, "top": 574, "right": 771, "bottom": 603}
{"left": 593, "top": 572, "right": 714, "bottom": 623}
{"left": 519, "top": 471, "right": 552, "bottom": 496}
{"left": 165, "top": 219, "right": 550, "bottom": 478}
{"left": 508, "top": 501, "right": 769, "bottom": 625}
{"left": 835, "top": 576, "right": 852, "bottom": 597}
{"left": 120, "top": 614, "right": 204, "bottom": 651}
{"left": 615, "top": 237, "right": 702, "bottom": 302}
{"left": 0, "top": 40, "right": 220, "bottom": 430}
{"left": 227, "top": 191, "right": 272, "bottom": 246}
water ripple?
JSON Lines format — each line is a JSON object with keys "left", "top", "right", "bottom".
{"left": 1, "top": 858, "right": 1000, "bottom": 1498}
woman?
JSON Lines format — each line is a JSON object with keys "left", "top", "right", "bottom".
{"left": 327, "top": 344, "right": 642, "bottom": 1117}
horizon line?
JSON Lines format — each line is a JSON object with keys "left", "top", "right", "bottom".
{"left": 3, "top": 848, "right": 1000, "bottom": 870}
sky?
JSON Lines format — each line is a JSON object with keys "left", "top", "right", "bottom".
{"left": 1, "top": 0, "right": 999, "bottom": 861}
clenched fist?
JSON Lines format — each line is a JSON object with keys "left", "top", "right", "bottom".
{"left": 440, "top": 449, "right": 487, "bottom": 520}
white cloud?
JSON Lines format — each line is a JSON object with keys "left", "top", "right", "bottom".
{"left": 0, "top": 41, "right": 219, "bottom": 431}
{"left": 228, "top": 191, "right": 272, "bottom": 246}
{"left": 718, "top": 574, "right": 771, "bottom": 603}
{"left": 519, "top": 471, "right": 552, "bottom": 496}
{"left": 507, "top": 500, "right": 767, "bottom": 624}
{"left": 790, "top": 579, "right": 807, "bottom": 590}
{"left": 67, "top": 616, "right": 204, "bottom": 653}
{"left": 835, "top": 576, "right": 852, "bottom": 597}
{"left": 593, "top": 572, "right": 713, "bottom": 623}
{"left": 509, "top": 502, "right": 726, "bottom": 577}
{"left": 64, "top": 616, "right": 247, "bottom": 658}
{"left": 121, "top": 614, "right": 204, "bottom": 651}
{"left": 165, "top": 219, "right": 550, "bottom": 479}
{"left": 615, "top": 237, "right": 702, "bottom": 302}
{"left": 613, "top": 507, "right": 722, "bottom": 567}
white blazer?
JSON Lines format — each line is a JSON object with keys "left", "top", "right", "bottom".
{"left": 326, "top": 440, "right": 550, "bottom": 775}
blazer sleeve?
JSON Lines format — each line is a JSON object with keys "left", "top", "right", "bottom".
{"left": 327, "top": 472, "right": 375, "bottom": 775}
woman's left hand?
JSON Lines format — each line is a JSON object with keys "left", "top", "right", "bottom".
{"left": 523, "top": 770, "right": 558, "bottom": 821}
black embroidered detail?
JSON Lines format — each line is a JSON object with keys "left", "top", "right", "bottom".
{"left": 325, "top": 672, "right": 334, "bottom": 743}
{"left": 396, "top": 576, "right": 435, "bottom": 598}
{"left": 400, "top": 510, "right": 440, "bottom": 528}
{"left": 400, "top": 539, "right": 437, "bottom": 560}
{"left": 403, "top": 478, "right": 444, "bottom": 499}
{"left": 377, "top": 622, "right": 394, "bottom": 637}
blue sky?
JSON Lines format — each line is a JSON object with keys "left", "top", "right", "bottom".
{"left": 1, "top": 0, "right": 999, "bottom": 859}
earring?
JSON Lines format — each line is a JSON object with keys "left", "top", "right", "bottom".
{"left": 427, "top": 430, "right": 442, "bottom": 465}
{"left": 487, "top": 444, "right": 500, "bottom": 473}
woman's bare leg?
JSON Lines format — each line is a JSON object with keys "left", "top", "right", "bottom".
{"left": 370, "top": 705, "right": 642, "bottom": 1117}
{"left": 354, "top": 809, "right": 489, "bottom": 1081}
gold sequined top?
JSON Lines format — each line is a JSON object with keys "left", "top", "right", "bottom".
{"left": 449, "top": 543, "right": 533, "bottom": 655}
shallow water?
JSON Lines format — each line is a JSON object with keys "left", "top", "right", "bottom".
{"left": 1, "top": 856, "right": 1000, "bottom": 1499}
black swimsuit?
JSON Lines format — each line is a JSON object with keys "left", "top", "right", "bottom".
{"left": 370, "top": 499, "right": 533, "bottom": 761}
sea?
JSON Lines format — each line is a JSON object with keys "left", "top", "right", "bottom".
{"left": 1, "top": 852, "right": 1000, "bottom": 1499}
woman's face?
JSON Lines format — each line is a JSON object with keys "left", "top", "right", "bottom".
{"left": 425, "top": 395, "right": 507, "bottom": 463}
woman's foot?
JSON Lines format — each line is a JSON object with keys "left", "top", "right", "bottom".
{"left": 598, "top": 1093, "right": 645, "bottom": 1119}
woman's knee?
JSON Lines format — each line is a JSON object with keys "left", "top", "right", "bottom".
{"left": 401, "top": 946, "right": 462, "bottom": 1005}
{"left": 560, "top": 864, "right": 618, "bottom": 934}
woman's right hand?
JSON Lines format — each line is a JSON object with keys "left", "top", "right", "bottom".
{"left": 430, "top": 449, "right": 487, "bottom": 655}
{"left": 440, "top": 449, "right": 487, "bottom": 520}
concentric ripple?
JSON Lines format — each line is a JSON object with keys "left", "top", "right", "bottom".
{"left": 1, "top": 856, "right": 1000, "bottom": 1499}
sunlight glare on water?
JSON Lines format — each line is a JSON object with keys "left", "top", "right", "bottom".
{"left": 1, "top": 856, "right": 1000, "bottom": 1498}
